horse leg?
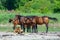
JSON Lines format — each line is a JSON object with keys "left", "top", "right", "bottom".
{"left": 27, "top": 25, "right": 31, "bottom": 33}
{"left": 34, "top": 24, "right": 38, "bottom": 33}
{"left": 21, "top": 24, "right": 25, "bottom": 32}
{"left": 35, "top": 24, "right": 38, "bottom": 33}
{"left": 32, "top": 26, "right": 34, "bottom": 33}
{"left": 23, "top": 25, "right": 25, "bottom": 32}
{"left": 46, "top": 24, "right": 48, "bottom": 33}
{"left": 32, "top": 24, "right": 37, "bottom": 33}
{"left": 21, "top": 24, "right": 23, "bottom": 29}
{"left": 13, "top": 25, "right": 16, "bottom": 30}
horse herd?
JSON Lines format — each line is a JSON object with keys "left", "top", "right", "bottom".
{"left": 9, "top": 15, "right": 58, "bottom": 33}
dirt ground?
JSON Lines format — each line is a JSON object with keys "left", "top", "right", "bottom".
{"left": 0, "top": 32, "right": 60, "bottom": 40}
{"left": 0, "top": 24, "right": 60, "bottom": 40}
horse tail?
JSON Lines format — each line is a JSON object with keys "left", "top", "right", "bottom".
{"left": 48, "top": 17, "right": 58, "bottom": 21}
{"left": 9, "top": 19, "right": 13, "bottom": 23}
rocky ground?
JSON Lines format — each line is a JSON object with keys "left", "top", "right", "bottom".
{"left": 0, "top": 32, "right": 60, "bottom": 40}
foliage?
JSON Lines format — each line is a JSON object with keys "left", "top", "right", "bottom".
{"left": 0, "top": 0, "right": 60, "bottom": 13}
{"left": 0, "top": 11, "right": 60, "bottom": 23}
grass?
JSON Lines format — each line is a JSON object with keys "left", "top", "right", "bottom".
{"left": 0, "top": 25, "right": 60, "bottom": 32}
{"left": 0, "top": 11, "right": 60, "bottom": 32}
{"left": 0, "top": 12, "right": 60, "bottom": 23}
{"left": 38, "top": 25, "right": 60, "bottom": 32}
{"left": 0, "top": 27, "right": 13, "bottom": 32}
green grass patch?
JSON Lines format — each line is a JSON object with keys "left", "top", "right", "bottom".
{"left": 0, "top": 26, "right": 60, "bottom": 32}
{"left": 0, "top": 27, "right": 13, "bottom": 32}
{"left": 0, "top": 13, "right": 60, "bottom": 23}
{"left": 38, "top": 25, "right": 60, "bottom": 32}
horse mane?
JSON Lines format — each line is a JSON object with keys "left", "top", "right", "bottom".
{"left": 25, "top": 16, "right": 37, "bottom": 19}
{"left": 15, "top": 15, "right": 24, "bottom": 23}
{"left": 15, "top": 15, "right": 22, "bottom": 19}
{"left": 15, "top": 15, "right": 22, "bottom": 17}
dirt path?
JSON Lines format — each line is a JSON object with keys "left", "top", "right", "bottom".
{"left": 0, "top": 32, "right": 60, "bottom": 40}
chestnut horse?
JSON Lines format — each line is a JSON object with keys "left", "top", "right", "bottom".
{"left": 9, "top": 18, "right": 21, "bottom": 30}
{"left": 37, "top": 16, "right": 57, "bottom": 33}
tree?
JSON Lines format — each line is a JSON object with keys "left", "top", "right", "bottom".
{"left": 1, "top": 0, "right": 19, "bottom": 10}
{"left": 0, "top": 0, "right": 6, "bottom": 10}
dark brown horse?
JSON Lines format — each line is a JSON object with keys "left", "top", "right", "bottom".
{"left": 9, "top": 16, "right": 32, "bottom": 32}
{"left": 15, "top": 15, "right": 37, "bottom": 33}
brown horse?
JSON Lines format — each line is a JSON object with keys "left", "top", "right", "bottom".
{"left": 24, "top": 16, "right": 58, "bottom": 33}
{"left": 25, "top": 16, "right": 37, "bottom": 33}
{"left": 15, "top": 15, "right": 37, "bottom": 33}
{"left": 9, "top": 18, "right": 21, "bottom": 30}
{"left": 36, "top": 16, "right": 57, "bottom": 33}
{"left": 9, "top": 16, "right": 32, "bottom": 32}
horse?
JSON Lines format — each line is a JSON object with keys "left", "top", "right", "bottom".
{"left": 9, "top": 16, "right": 32, "bottom": 32}
{"left": 15, "top": 15, "right": 38, "bottom": 33}
{"left": 34, "top": 16, "right": 58, "bottom": 33}
{"left": 14, "top": 15, "right": 28, "bottom": 32}
{"left": 14, "top": 15, "right": 58, "bottom": 33}
{"left": 24, "top": 16, "right": 58, "bottom": 33}
{"left": 9, "top": 18, "right": 21, "bottom": 30}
